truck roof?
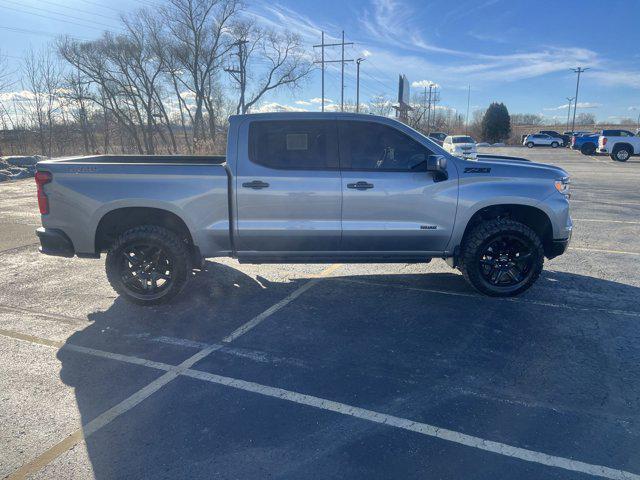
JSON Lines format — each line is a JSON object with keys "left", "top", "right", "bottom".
{"left": 228, "top": 111, "right": 394, "bottom": 123}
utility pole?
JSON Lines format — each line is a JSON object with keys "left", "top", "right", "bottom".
{"left": 313, "top": 31, "right": 353, "bottom": 112}
{"left": 570, "top": 67, "right": 589, "bottom": 133}
{"left": 224, "top": 39, "right": 249, "bottom": 114}
{"left": 356, "top": 57, "right": 365, "bottom": 113}
{"left": 565, "top": 96, "right": 574, "bottom": 132}
{"left": 426, "top": 83, "right": 433, "bottom": 135}
{"left": 465, "top": 85, "right": 471, "bottom": 135}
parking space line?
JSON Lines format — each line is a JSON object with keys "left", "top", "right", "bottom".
{"left": 571, "top": 199, "right": 640, "bottom": 207}
{"left": 332, "top": 278, "right": 640, "bottom": 318}
{"left": 4, "top": 264, "right": 341, "bottom": 479}
{"left": 0, "top": 304, "right": 87, "bottom": 325}
{"left": 574, "top": 218, "right": 640, "bottom": 225}
{"left": 569, "top": 246, "right": 640, "bottom": 256}
{"left": 2, "top": 328, "right": 638, "bottom": 480}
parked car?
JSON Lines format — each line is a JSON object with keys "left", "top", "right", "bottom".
{"left": 35, "top": 112, "right": 572, "bottom": 303}
{"left": 428, "top": 132, "right": 448, "bottom": 146}
{"left": 571, "top": 133, "right": 599, "bottom": 155}
{"left": 442, "top": 135, "right": 478, "bottom": 160}
{"left": 539, "top": 130, "right": 569, "bottom": 147}
{"left": 523, "top": 133, "right": 564, "bottom": 148}
{"left": 598, "top": 129, "right": 639, "bottom": 161}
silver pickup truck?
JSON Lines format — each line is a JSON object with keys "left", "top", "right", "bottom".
{"left": 35, "top": 112, "right": 572, "bottom": 304}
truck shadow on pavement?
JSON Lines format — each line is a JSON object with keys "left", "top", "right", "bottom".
{"left": 53, "top": 261, "right": 640, "bottom": 479}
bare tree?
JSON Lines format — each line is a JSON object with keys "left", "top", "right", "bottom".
{"left": 368, "top": 94, "right": 393, "bottom": 117}
{"left": 161, "top": 0, "right": 239, "bottom": 147}
{"left": 226, "top": 22, "right": 312, "bottom": 114}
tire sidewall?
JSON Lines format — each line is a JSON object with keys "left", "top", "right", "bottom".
{"left": 526, "top": 142, "right": 534, "bottom": 148}
{"left": 551, "top": 142, "right": 558, "bottom": 148}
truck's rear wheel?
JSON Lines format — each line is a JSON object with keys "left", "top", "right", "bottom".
{"left": 526, "top": 142, "right": 534, "bottom": 148}
{"left": 580, "top": 143, "right": 596, "bottom": 155}
{"left": 459, "top": 218, "right": 544, "bottom": 297}
{"left": 105, "top": 225, "right": 191, "bottom": 305}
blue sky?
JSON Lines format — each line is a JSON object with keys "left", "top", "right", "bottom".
{"left": 1, "top": 0, "right": 640, "bottom": 122}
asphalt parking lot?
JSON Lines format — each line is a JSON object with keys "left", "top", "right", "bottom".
{"left": 1, "top": 147, "right": 640, "bottom": 480}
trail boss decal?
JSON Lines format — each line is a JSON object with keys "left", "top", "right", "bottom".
{"left": 464, "top": 167, "right": 491, "bottom": 174}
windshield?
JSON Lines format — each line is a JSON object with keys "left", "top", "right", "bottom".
{"left": 453, "top": 136, "right": 475, "bottom": 144}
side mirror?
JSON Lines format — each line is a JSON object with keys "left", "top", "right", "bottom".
{"left": 427, "top": 154, "right": 448, "bottom": 181}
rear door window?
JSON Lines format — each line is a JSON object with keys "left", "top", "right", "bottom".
{"left": 338, "top": 121, "right": 432, "bottom": 171}
{"left": 248, "top": 120, "right": 338, "bottom": 170}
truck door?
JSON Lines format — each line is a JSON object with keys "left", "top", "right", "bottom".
{"left": 235, "top": 119, "right": 342, "bottom": 253}
{"left": 338, "top": 120, "right": 458, "bottom": 253}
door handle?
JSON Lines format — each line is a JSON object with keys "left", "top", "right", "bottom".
{"left": 242, "top": 180, "right": 270, "bottom": 190}
{"left": 347, "top": 181, "right": 374, "bottom": 190}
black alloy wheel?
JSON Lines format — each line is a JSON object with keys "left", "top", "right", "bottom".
{"left": 478, "top": 235, "right": 535, "bottom": 289}
{"left": 120, "top": 244, "right": 173, "bottom": 296}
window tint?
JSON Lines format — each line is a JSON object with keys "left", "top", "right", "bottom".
{"left": 248, "top": 121, "right": 338, "bottom": 170}
{"left": 339, "top": 121, "right": 432, "bottom": 171}
{"left": 452, "top": 136, "right": 475, "bottom": 143}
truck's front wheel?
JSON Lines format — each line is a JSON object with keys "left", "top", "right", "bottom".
{"left": 105, "top": 225, "right": 191, "bottom": 305}
{"left": 459, "top": 218, "right": 544, "bottom": 297}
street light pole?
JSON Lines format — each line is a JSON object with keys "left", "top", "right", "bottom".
{"left": 570, "top": 67, "right": 589, "bottom": 133}
{"left": 566, "top": 96, "right": 574, "bottom": 133}
{"left": 356, "top": 57, "right": 365, "bottom": 113}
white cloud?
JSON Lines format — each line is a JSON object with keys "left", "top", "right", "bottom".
{"left": 544, "top": 102, "right": 601, "bottom": 111}
{"left": 309, "top": 97, "right": 333, "bottom": 104}
{"left": 361, "top": 49, "right": 372, "bottom": 58}
{"left": 0, "top": 90, "right": 36, "bottom": 102}
{"left": 294, "top": 100, "right": 312, "bottom": 106}
{"left": 252, "top": 102, "right": 307, "bottom": 113}
{"left": 412, "top": 80, "right": 439, "bottom": 88}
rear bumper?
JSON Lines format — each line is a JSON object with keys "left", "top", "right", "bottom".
{"left": 36, "top": 227, "right": 75, "bottom": 257}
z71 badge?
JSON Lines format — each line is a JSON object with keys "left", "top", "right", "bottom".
{"left": 464, "top": 167, "right": 491, "bottom": 173}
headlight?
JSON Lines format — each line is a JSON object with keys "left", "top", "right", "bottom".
{"left": 554, "top": 177, "right": 570, "bottom": 197}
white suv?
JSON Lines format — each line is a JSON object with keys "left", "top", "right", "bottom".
{"left": 523, "top": 133, "right": 563, "bottom": 148}
{"left": 443, "top": 135, "right": 477, "bottom": 160}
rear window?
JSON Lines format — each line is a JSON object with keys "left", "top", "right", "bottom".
{"left": 248, "top": 121, "right": 338, "bottom": 170}
{"left": 452, "top": 136, "right": 475, "bottom": 144}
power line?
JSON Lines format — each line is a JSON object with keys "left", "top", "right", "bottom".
{"left": 0, "top": 1, "right": 122, "bottom": 31}
{"left": 313, "top": 30, "right": 353, "bottom": 112}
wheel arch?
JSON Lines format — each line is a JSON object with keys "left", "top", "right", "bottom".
{"left": 612, "top": 142, "right": 634, "bottom": 154}
{"left": 459, "top": 204, "right": 554, "bottom": 257}
{"left": 95, "top": 207, "right": 195, "bottom": 254}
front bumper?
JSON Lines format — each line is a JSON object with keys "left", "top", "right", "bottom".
{"left": 547, "top": 238, "right": 570, "bottom": 259}
{"left": 36, "top": 227, "right": 75, "bottom": 257}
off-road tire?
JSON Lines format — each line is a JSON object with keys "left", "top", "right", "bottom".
{"left": 106, "top": 225, "right": 191, "bottom": 305}
{"left": 459, "top": 218, "right": 544, "bottom": 297}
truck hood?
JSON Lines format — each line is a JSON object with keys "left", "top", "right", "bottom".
{"left": 471, "top": 155, "right": 569, "bottom": 179}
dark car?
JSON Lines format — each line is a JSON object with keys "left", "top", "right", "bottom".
{"left": 428, "top": 132, "right": 447, "bottom": 146}
{"left": 539, "top": 130, "right": 570, "bottom": 147}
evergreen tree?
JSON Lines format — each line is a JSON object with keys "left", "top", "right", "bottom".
{"left": 481, "top": 102, "right": 511, "bottom": 143}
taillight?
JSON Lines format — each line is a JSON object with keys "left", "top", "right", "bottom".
{"left": 35, "top": 171, "right": 52, "bottom": 214}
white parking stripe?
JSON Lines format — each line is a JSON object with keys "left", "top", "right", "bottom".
{"left": 5, "top": 264, "right": 341, "bottom": 479}
{"left": 2, "top": 328, "right": 638, "bottom": 480}
{"left": 574, "top": 218, "right": 640, "bottom": 225}
{"left": 569, "top": 246, "right": 640, "bottom": 256}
